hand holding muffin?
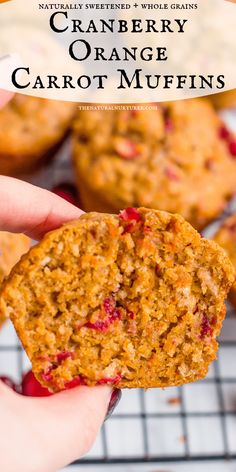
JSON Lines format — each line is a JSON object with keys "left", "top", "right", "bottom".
{"left": 0, "top": 173, "right": 113, "bottom": 472}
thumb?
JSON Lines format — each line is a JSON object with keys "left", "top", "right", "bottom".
{"left": 28, "top": 386, "right": 111, "bottom": 471}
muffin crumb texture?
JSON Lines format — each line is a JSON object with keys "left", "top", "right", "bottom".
{"left": 0, "top": 208, "right": 234, "bottom": 391}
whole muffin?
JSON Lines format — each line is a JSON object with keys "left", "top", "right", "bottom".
{"left": 0, "top": 232, "right": 30, "bottom": 326}
{"left": 0, "top": 94, "right": 76, "bottom": 176}
{"left": 214, "top": 214, "right": 236, "bottom": 310}
{"left": 210, "top": 90, "right": 236, "bottom": 109}
{"left": 0, "top": 208, "right": 234, "bottom": 391}
{"left": 73, "top": 99, "right": 236, "bottom": 230}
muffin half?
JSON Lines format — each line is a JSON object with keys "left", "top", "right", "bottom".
{"left": 0, "top": 209, "right": 234, "bottom": 390}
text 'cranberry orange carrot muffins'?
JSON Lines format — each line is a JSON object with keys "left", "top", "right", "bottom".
{"left": 73, "top": 99, "right": 236, "bottom": 230}
{"left": 0, "top": 94, "right": 76, "bottom": 176}
{"left": 214, "top": 214, "right": 236, "bottom": 310}
{"left": 0, "top": 209, "right": 234, "bottom": 391}
{"left": 0, "top": 232, "right": 30, "bottom": 326}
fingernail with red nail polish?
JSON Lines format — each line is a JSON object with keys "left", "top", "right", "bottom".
{"left": 105, "top": 389, "right": 122, "bottom": 421}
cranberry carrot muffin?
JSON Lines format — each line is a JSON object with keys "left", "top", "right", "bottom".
{"left": 0, "top": 208, "right": 234, "bottom": 391}
{"left": 73, "top": 99, "right": 236, "bottom": 230}
{"left": 210, "top": 90, "right": 236, "bottom": 109}
{"left": 214, "top": 214, "right": 236, "bottom": 310}
{"left": 0, "top": 232, "right": 30, "bottom": 326}
{"left": 0, "top": 94, "right": 76, "bottom": 176}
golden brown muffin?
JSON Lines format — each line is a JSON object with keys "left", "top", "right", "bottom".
{"left": 214, "top": 214, "right": 236, "bottom": 310}
{"left": 210, "top": 90, "right": 236, "bottom": 109}
{"left": 73, "top": 99, "right": 236, "bottom": 230}
{"left": 0, "top": 94, "right": 76, "bottom": 176}
{"left": 0, "top": 208, "right": 234, "bottom": 391}
{"left": 0, "top": 232, "right": 30, "bottom": 326}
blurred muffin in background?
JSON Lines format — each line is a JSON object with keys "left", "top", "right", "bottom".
{"left": 214, "top": 214, "right": 236, "bottom": 311}
{"left": 0, "top": 232, "right": 30, "bottom": 326}
{"left": 0, "top": 95, "right": 76, "bottom": 176}
{"left": 73, "top": 98, "right": 236, "bottom": 230}
{"left": 209, "top": 90, "right": 236, "bottom": 110}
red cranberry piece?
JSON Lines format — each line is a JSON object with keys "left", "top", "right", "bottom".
{"left": 56, "top": 351, "right": 73, "bottom": 363}
{"left": 22, "top": 370, "right": 52, "bottom": 397}
{"left": 103, "top": 297, "right": 121, "bottom": 321}
{"left": 119, "top": 208, "right": 142, "bottom": 234}
{"left": 200, "top": 313, "right": 213, "bottom": 339}
{"left": 85, "top": 320, "right": 110, "bottom": 332}
{"left": 41, "top": 352, "right": 73, "bottom": 382}
{"left": 84, "top": 297, "right": 121, "bottom": 332}
{"left": 114, "top": 138, "right": 140, "bottom": 160}
{"left": 52, "top": 183, "right": 78, "bottom": 205}
{"left": 123, "top": 223, "right": 136, "bottom": 234}
{"left": 165, "top": 117, "right": 173, "bottom": 133}
{"left": 119, "top": 208, "right": 141, "bottom": 222}
{"left": 219, "top": 126, "right": 230, "bottom": 140}
{"left": 0, "top": 375, "right": 19, "bottom": 392}
{"left": 97, "top": 374, "right": 122, "bottom": 385}
{"left": 155, "top": 264, "right": 162, "bottom": 276}
{"left": 42, "top": 366, "right": 54, "bottom": 382}
{"left": 162, "top": 107, "right": 173, "bottom": 133}
{"left": 228, "top": 140, "right": 236, "bottom": 158}
{"left": 64, "top": 375, "right": 86, "bottom": 389}
{"left": 103, "top": 297, "right": 116, "bottom": 315}
{"left": 111, "top": 309, "right": 121, "bottom": 321}
{"left": 128, "top": 310, "right": 135, "bottom": 320}
{"left": 85, "top": 310, "right": 121, "bottom": 332}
